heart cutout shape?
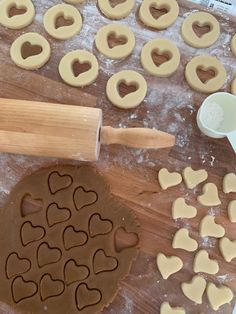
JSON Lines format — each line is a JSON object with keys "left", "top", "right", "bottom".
{"left": 93, "top": 249, "right": 118, "bottom": 274}
{"left": 72, "top": 60, "right": 92, "bottom": 77}
{"left": 55, "top": 15, "right": 74, "bottom": 29}
{"left": 11, "top": 276, "right": 37, "bottom": 303}
{"left": 21, "top": 42, "right": 43, "bottom": 60}
{"left": 151, "top": 49, "right": 171, "bottom": 67}
{"left": 149, "top": 5, "right": 168, "bottom": 20}
{"left": 158, "top": 168, "right": 182, "bottom": 190}
{"left": 192, "top": 22, "right": 211, "bottom": 38}
{"left": 193, "top": 249, "right": 219, "bottom": 274}
{"left": 197, "top": 183, "right": 221, "bottom": 206}
{"left": 160, "top": 302, "right": 185, "bottom": 313}
{"left": 64, "top": 260, "right": 89, "bottom": 285}
{"left": 172, "top": 197, "right": 197, "bottom": 219}
{"left": 156, "top": 253, "right": 183, "bottom": 279}
{"left": 114, "top": 227, "right": 139, "bottom": 253}
{"left": 207, "top": 283, "right": 233, "bottom": 311}
{"left": 40, "top": 274, "right": 64, "bottom": 301}
{"left": 172, "top": 228, "right": 198, "bottom": 252}
{"left": 20, "top": 221, "right": 45, "bottom": 246}
{"left": 46, "top": 203, "right": 71, "bottom": 227}
{"left": 223, "top": 172, "right": 236, "bottom": 193}
{"left": 199, "top": 215, "right": 225, "bottom": 238}
{"left": 118, "top": 81, "right": 138, "bottom": 98}
{"left": 219, "top": 237, "right": 236, "bottom": 262}
{"left": 196, "top": 67, "right": 216, "bottom": 84}
{"left": 48, "top": 171, "right": 73, "bottom": 195}
{"left": 20, "top": 194, "right": 43, "bottom": 218}
{"left": 75, "top": 283, "right": 102, "bottom": 311}
{"left": 228, "top": 200, "right": 236, "bottom": 223}
{"left": 181, "top": 275, "right": 206, "bottom": 304}
{"left": 73, "top": 186, "right": 98, "bottom": 210}
{"left": 183, "top": 166, "right": 208, "bottom": 189}
{"left": 89, "top": 213, "right": 113, "bottom": 238}
{"left": 63, "top": 226, "right": 88, "bottom": 250}
{"left": 8, "top": 5, "right": 27, "bottom": 18}
{"left": 109, "top": 0, "right": 127, "bottom": 8}
{"left": 6, "top": 253, "right": 31, "bottom": 279}
{"left": 107, "top": 32, "right": 127, "bottom": 49}
{"left": 37, "top": 242, "right": 62, "bottom": 268}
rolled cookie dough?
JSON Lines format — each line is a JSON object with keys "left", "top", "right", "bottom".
{"left": 182, "top": 166, "right": 208, "bottom": 189}
{"left": 95, "top": 24, "right": 135, "bottom": 59}
{"left": 141, "top": 39, "right": 180, "bottom": 77}
{"left": 156, "top": 252, "right": 183, "bottom": 279}
{"left": 231, "top": 78, "right": 236, "bottom": 96}
{"left": 228, "top": 200, "right": 236, "bottom": 223}
{"left": 160, "top": 302, "right": 185, "bottom": 314}
{"left": 181, "top": 275, "right": 206, "bottom": 304}
{"left": 197, "top": 183, "right": 221, "bottom": 206}
{"left": 207, "top": 283, "right": 233, "bottom": 311}
{"left": 10, "top": 32, "right": 51, "bottom": 70}
{"left": 139, "top": 0, "right": 179, "bottom": 30}
{"left": 106, "top": 70, "right": 147, "bottom": 109}
{"left": 219, "top": 237, "right": 236, "bottom": 262}
{"left": 172, "top": 228, "right": 198, "bottom": 252}
{"left": 223, "top": 172, "right": 236, "bottom": 193}
{"left": 59, "top": 50, "right": 99, "bottom": 87}
{"left": 0, "top": 0, "right": 35, "bottom": 29}
{"left": 181, "top": 12, "right": 220, "bottom": 48}
{"left": 43, "top": 4, "right": 82, "bottom": 40}
{"left": 98, "top": 0, "right": 135, "bottom": 19}
{"left": 199, "top": 215, "right": 225, "bottom": 238}
{"left": 172, "top": 198, "right": 197, "bottom": 219}
{"left": 158, "top": 168, "right": 182, "bottom": 190}
{"left": 231, "top": 34, "right": 236, "bottom": 57}
{"left": 193, "top": 249, "right": 219, "bottom": 274}
{"left": 185, "top": 55, "right": 226, "bottom": 93}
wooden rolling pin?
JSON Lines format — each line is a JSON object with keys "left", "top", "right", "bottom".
{"left": 0, "top": 98, "right": 175, "bottom": 161}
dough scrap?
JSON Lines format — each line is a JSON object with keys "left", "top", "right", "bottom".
{"left": 231, "top": 34, "right": 236, "bottom": 57}
{"left": 193, "top": 249, "right": 219, "bottom": 274}
{"left": 223, "top": 172, "right": 236, "bottom": 193}
{"left": 160, "top": 302, "right": 185, "bottom": 314}
{"left": 181, "top": 275, "right": 206, "bottom": 304}
{"left": 139, "top": 0, "right": 179, "bottom": 30}
{"left": 158, "top": 168, "right": 182, "bottom": 190}
{"left": 43, "top": 4, "right": 82, "bottom": 40}
{"left": 231, "top": 77, "right": 236, "bottom": 96}
{"left": 182, "top": 166, "right": 208, "bottom": 189}
{"left": 185, "top": 55, "right": 226, "bottom": 94}
{"left": 98, "top": 0, "right": 135, "bottom": 19}
{"left": 219, "top": 237, "right": 236, "bottom": 263}
{"left": 141, "top": 38, "right": 180, "bottom": 77}
{"left": 207, "top": 282, "right": 233, "bottom": 311}
{"left": 181, "top": 11, "right": 220, "bottom": 48}
{"left": 156, "top": 252, "right": 183, "bottom": 280}
{"left": 172, "top": 198, "right": 197, "bottom": 219}
{"left": 228, "top": 200, "right": 236, "bottom": 223}
{"left": 199, "top": 215, "right": 225, "bottom": 238}
{"left": 172, "top": 228, "right": 198, "bottom": 252}
{"left": 197, "top": 183, "right": 221, "bottom": 207}
{"left": 106, "top": 70, "right": 147, "bottom": 109}
{"left": 0, "top": 0, "right": 35, "bottom": 29}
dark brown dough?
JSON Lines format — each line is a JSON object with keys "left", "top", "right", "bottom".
{"left": 0, "top": 166, "right": 139, "bottom": 314}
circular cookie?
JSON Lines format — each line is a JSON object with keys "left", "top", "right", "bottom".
{"left": 106, "top": 70, "right": 147, "bottom": 109}
{"left": 10, "top": 32, "right": 51, "bottom": 70}
{"left": 98, "top": 0, "right": 135, "bottom": 20}
{"left": 43, "top": 4, "right": 82, "bottom": 40}
{"left": 59, "top": 50, "right": 99, "bottom": 87}
{"left": 181, "top": 12, "right": 220, "bottom": 48}
{"left": 231, "top": 78, "right": 236, "bottom": 95}
{"left": 141, "top": 38, "right": 180, "bottom": 77}
{"left": 0, "top": 0, "right": 35, "bottom": 29}
{"left": 231, "top": 34, "right": 236, "bottom": 57}
{"left": 139, "top": 0, "right": 179, "bottom": 30}
{"left": 95, "top": 24, "right": 135, "bottom": 59}
{"left": 185, "top": 55, "right": 226, "bottom": 93}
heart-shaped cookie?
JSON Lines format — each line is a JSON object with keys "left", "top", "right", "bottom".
{"left": 182, "top": 166, "right": 208, "bottom": 189}
{"left": 6, "top": 253, "right": 31, "bottom": 279}
{"left": 73, "top": 186, "right": 98, "bottom": 210}
{"left": 223, "top": 172, "right": 236, "bottom": 193}
{"left": 46, "top": 203, "right": 71, "bottom": 227}
{"left": 228, "top": 200, "right": 236, "bottom": 223}
{"left": 114, "top": 227, "right": 139, "bottom": 253}
{"left": 37, "top": 242, "right": 62, "bottom": 268}
{"left": 199, "top": 215, "right": 225, "bottom": 238}
{"left": 172, "top": 198, "right": 197, "bottom": 219}
{"left": 160, "top": 302, "right": 185, "bottom": 314}
{"left": 20, "top": 221, "right": 45, "bottom": 246}
{"left": 89, "top": 213, "right": 113, "bottom": 238}
{"left": 219, "top": 237, "right": 236, "bottom": 263}
{"left": 63, "top": 226, "right": 88, "bottom": 250}
{"left": 64, "top": 260, "right": 89, "bottom": 285}
{"left": 181, "top": 275, "right": 206, "bottom": 304}
{"left": 158, "top": 168, "right": 182, "bottom": 190}
{"left": 207, "top": 282, "right": 233, "bottom": 311}
{"left": 12, "top": 276, "right": 37, "bottom": 303}
{"left": 156, "top": 253, "right": 183, "bottom": 280}
{"left": 20, "top": 194, "right": 43, "bottom": 217}
{"left": 172, "top": 228, "right": 198, "bottom": 252}
{"left": 193, "top": 249, "right": 219, "bottom": 274}
{"left": 40, "top": 274, "right": 64, "bottom": 301}
{"left": 48, "top": 171, "right": 72, "bottom": 194}
{"left": 197, "top": 183, "right": 221, "bottom": 206}
{"left": 75, "top": 283, "right": 102, "bottom": 311}
{"left": 93, "top": 249, "right": 118, "bottom": 274}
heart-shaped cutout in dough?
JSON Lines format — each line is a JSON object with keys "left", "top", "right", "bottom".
{"left": 223, "top": 172, "right": 236, "bottom": 193}
{"left": 8, "top": 4, "right": 27, "bottom": 18}
{"left": 118, "top": 81, "right": 138, "bottom": 98}
{"left": 109, "top": 0, "right": 127, "bottom": 9}
{"left": 172, "top": 228, "right": 198, "bottom": 252}
{"left": 151, "top": 49, "right": 171, "bottom": 67}
{"left": 207, "top": 282, "right": 233, "bottom": 311}
{"left": 197, "top": 183, "right": 221, "bottom": 206}
{"left": 160, "top": 302, "right": 185, "bottom": 314}
{"left": 192, "top": 22, "right": 211, "bottom": 38}
{"left": 182, "top": 166, "right": 208, "bottom": 189}
{"left": 219, "top": 237, "right": 236, "bottom": 263}
{"left": 107, "top": 32, "right": 128, "bottom": 49}
{"left": 196, "top": 66, "right": 216, "bottom": 84}
{"left": 193, "top": 249, "right": 219, "bottom": 274}
{"left": 181, "top": 275, "right": 206, "bottom": 304}
{"left": 156, "top": 253, "right": 183, "bottom": 279}
{"left": 172, "top": 198, "right": 197, "bottom": 219}
{"left": 158, "top": 168, "right": 182, "bottom": 190}
{"left": 149, "top": 5, "right": 169, "bottom": 20}
{"left": 21, "top": 42, "right": 43, "bottom": 60}
{"left": 199, "top": 215, "right": 225, "bottom": 238}
{"left": 228, "top": 200, "right": 236, "bottom": 223}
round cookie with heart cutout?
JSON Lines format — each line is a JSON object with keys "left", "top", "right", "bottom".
{"left": 0, "top": 165, "right": 139, "bottom": 314}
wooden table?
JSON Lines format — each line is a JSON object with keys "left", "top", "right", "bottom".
{"left": 0, "top": 0, "right": 235, "bottom": 313}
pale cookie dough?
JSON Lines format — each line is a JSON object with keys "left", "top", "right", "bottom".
{"left": 98, "top": 0, "right": 135, "bottom": 20}
{"left": 231, "top": 77, "right": 236, "bottom": 96}
{"left": 172, "top": 228, "right": 198, "bottom": 252}
{"left": 141, "top": 39, "right": 180, "bottom": 77}
{"left": 172, "top": 198, "right": 197, "bottom": 219}
{"left": 106, "top": 70, "right": 147, "bottom": 109}
{"left": 10, "top": 32, "right": 51, "bottom": 70}
{"left": 223, "top": 172, "right": 236, "bottom": 193}
{"left": 59, "top": 50, "right": 99, "bottom": 87}
{"left": 0, "top": 0, "right": 35, "bottom": 29}
{"left": 181, "top": 12, "right": 220, "bottom": 48}
{"left": 160, "top": 302, "right": 185, "bottom": 314}
{"left": 95, "top": 24, "right": 135, "bottom": 59}
{"left": 193, "top": 250, "right": 219, "bottom": 274}
{"left": 207, "top": 282, "right": 233, "bottom": 311}
{"left": 156, "top": 252, "right": 183, "bottom": 280}
{"left": 197, "top": 183, "right": 221, "bottom": 207}
{"left": 183, "top": 166, "right": 208, "bottom": 189}
{"left": 228, "top": 200, "right": 236, "bottom": 223}
{"left": 231, "top": 34, "right": 236, "bottom": 57}
{"left": 199, "top": 215, "right": 225, "bottom": 238}
{"left": 185, "top": 55, "right": 226, "bottom": 94}
{"left": 219, "top": 237, "right": 236, "bottom": 262}
{"left": 181, "top": 275, "right": 206, "bottom": 304}
{"left": 158, "top": 168, "right": 182, "bottom": 190}
{"left": 43, "top": 4, "right": 82, "bottom": 40}
{"left": 139, "top": 0, "right": 179, "bottom": 30}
